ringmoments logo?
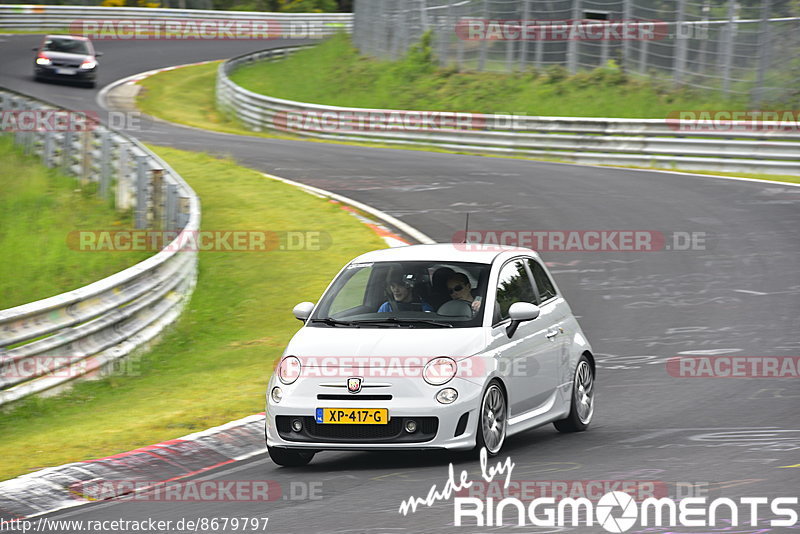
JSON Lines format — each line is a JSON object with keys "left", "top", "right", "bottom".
{"left": 398, "top": 450, "right": 799, "bottom": 531}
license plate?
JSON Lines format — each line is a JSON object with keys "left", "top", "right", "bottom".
{"left": 56, "top": 68, "right": 76, "bottom": 75}
{"left": 315, "top": 408, "right": 389, "bottom": 424}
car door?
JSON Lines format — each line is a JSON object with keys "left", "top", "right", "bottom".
{"left": 485, "top": 258, "right": 560, "bottom": 417}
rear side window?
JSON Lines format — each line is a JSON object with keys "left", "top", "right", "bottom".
{"left": 528, "top": 260, "right": 557, "bottom": 302}
{"left": 494, "top": 260, "right": 537, "bottom": 324}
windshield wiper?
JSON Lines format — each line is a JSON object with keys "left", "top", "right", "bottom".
{"left": 309, "top": 318, "right": 358, "bottom": 327}
{"left": 350, "top": 318, "right": 453, "bottom": 328}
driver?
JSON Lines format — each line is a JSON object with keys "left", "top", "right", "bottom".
{"left": 378, "top": 269, "right": 433, "bottom": 312}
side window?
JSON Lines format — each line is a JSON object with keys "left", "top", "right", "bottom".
{"left": 328, "top": 267, "right": 371, "bottom": 316}
{"left": 494, "top": 260, "right": 537, "bottom": 324}
{"left": 529, "top": 260, "right": 557, "bottom": 302}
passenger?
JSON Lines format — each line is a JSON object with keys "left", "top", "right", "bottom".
{"left": 447, "top": 273, "right": 482, "bottom": 313}
{"left": 378, "top": 269, "right": 433, "bottom": 312}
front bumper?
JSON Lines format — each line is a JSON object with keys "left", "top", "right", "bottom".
{"left": 35, "top": 65, "right": 96, "bottom": 81}
{"left": 266, "top": 375, "right": 483, "bottom": 451}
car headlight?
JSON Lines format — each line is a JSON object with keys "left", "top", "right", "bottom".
{"left": 36, "top": 56, "right": 51, "bottom": 66}
{"left": 79, "top": 59, "right": 97, "bottom": 70}
{"left": 423, "top": 357, "right": 457, "bottom": 386}
{"left": 270, "top": 386, "right": 283, "bottom": 403}
{"left": 277, "top": 356, "right": 301, "bottom": 385}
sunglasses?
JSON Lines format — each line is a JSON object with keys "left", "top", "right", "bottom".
{"left": 448, "top": 284, "right": 464, "bottom": 294}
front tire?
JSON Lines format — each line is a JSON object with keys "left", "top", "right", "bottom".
{"left": 475, "top": 380, "right": 507, "bottom": 456}
{"left": 268, "top": 446, "right": 315, "bottom": 467}
{"left": 554, "top": 355, "right": 595, "bottom": 432}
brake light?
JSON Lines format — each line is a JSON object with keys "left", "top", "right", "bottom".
{"left": 79, "top": 58, "right": 97, "bottom": 70}
{"left": 35, "top": 54, "right": 51, "bottom": 66}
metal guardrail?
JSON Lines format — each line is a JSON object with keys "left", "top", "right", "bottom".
{"left": 217, "top": 46, "right": 800, "bottom": 176}
{"left": 0, "top": 5, "right": 352, "bottom": 35}
{"left": 0, "top": 88, "right": 200, "bottom": 406}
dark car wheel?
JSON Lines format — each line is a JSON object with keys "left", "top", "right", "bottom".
{"left": 268, "top": 446, "right": 315, "bottom": 467}
{"left": 554, "top": 355, "right": 595, "bottom": 433}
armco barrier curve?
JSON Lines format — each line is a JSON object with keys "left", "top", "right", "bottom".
{"left": 217, "top": 46, "right": 800, "bottom": 176}
{"left": 0, "top": 88, "right": 200, "bottom": 406}
{"left": 0, "top": 4, "right": 351, "bottom": 35}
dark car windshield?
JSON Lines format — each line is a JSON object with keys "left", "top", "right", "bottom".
{"left": 309, "top": 260, "right": 491, "bottom": 328}
{"left": 42, "top": 38, "right": 90, "bottom": 55}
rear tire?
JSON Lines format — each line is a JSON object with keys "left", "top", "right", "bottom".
{"left": 267, "top": 446, "right": 315, "bottom": 467}
{"left": 554, "top": 355, "right": 594, "bottom": 433}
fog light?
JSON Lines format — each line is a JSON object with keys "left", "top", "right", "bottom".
{"left": 270, "top": 386, "right": 283, "bottom": 403}
{"left": 436, "top": 387, "right": 458, "bottom": 404}
{"left": 291, "top": 419, "right": 303, "bottom": 432}
{"left": 405, "top": 420, "right": 417, "bottom": 433}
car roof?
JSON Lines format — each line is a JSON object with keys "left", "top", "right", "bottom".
{"left": 349, "top": 243, "right": 538, "bottom": 265}
{"left": 44, "top": 35, "right": 90, "bottom": 41}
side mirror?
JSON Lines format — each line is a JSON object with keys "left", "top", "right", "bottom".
{"left": 506, "top": 302, "right": 540, "bottom": 338}
{"left": 32, "top": 47, "right": 39, "bottom": 51}
{"left": 95, "top": 51, "right": 103, "bottom": 57}
{"left": 292, "top": 301, "right": 315, "bottom": 322}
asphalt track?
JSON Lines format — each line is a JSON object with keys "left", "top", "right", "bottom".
{"left": 1, "top": 34, "right": 799, "bottom": 534}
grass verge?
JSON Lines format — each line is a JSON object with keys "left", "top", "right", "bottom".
{"left": 229, "top": 33, "right": 750, "bottom": 117}
{"left": 0, "top": 135, "right": 150, "bottom": 309}
{"left": 134, "top": 42, "right": 799, "bottom": 185}
{"left": 0, "top": 145, "right": 385, "bottom": 481}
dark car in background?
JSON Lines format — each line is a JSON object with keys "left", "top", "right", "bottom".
{"left": 33, "top": 35, "right": 101, "bottom": 88}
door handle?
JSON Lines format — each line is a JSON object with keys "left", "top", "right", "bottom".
{"left": 546, "top": 326, "right": 564, "bottom": 339}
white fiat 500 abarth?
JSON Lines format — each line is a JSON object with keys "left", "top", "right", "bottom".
{"left": 265, "top": 244, "right": 595, "bottom": 466}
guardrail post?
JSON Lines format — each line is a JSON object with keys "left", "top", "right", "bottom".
{"left": 99, "top": 130, "right": 111, "bottom": 198}
{"left": 166, "top": 182, "right": 178, "bottom": 231}
{"left": 81, "top": 129, "right": 91, "bottom": 185}
{"left": 44, "top": 130, "right": 54, "bottom": 167}
{"left": 62, "top": 130, "right": 73, "bottom": 174}
{"left": 150, "top": 168, "right": 165, "bottom": 231}
{"left": 135, "top": 154, "right": 149, "bottom": 229}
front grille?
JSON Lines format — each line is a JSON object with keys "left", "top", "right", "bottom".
{"left": 316, "top": 394, "right": 393, "bottom": 401}
{"left": 51, "top": 60, "right": 81, "bottom": 68}
{"left": 276, "top": 416, "right": 438, "bottom": 443}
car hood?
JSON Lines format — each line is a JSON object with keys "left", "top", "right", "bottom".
{"left": 40, "top": 51, "right": 91, "bottom": 61}
{"left": 285, "top": 326, "right": 487, "bottom": 363}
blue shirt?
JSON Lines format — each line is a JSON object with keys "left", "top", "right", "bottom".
{"left": 378, "top": 301, "right": 433, "bottom": 313}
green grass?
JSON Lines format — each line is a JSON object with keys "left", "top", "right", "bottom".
{"left": 135, "top": 42, "right": 799, "bottom": 185}
{"left": 0, "top": 136, "right": 150, "bottom": 309}
{"left": 228, "top": 33, "right": 749, "bottom": 117}
{"left": 0, "top": 145, "right": 385, "bottom": 481}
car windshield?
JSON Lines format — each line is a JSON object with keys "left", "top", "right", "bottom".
{"left": 310, "top": 260, "right": 491, "bottom": 328}
{"left": 42, "top": 38, "right": 90, "bottom": 55}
